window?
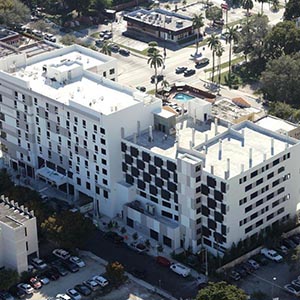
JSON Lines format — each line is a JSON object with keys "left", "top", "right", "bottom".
{"left": 150, "top": 229, "right": 158, "bottom": 241}
{"left": 100, "top": 127, "right": 105, "bottom": 134}
{"left": 102, "top": 169, "right": 107, "bottom": 175}
{"left": 251, "top": 170, "right": 258, "bottom": 178}
{"left": 103, "top": 190, "right": 108, "bottom": 199}
{"left": 163, "top": 236, "right": 172, "bottom": 247}
{"left": 82, "top": 120, "right": 86, "bottom": 128}
{"left": 101, "top": 148, "right": 106, "bottom": 155}
{"left": 162, "top": 210, "right": 172, "bottom": 219}
{"left": 109, "top": 68, "right": 115, "bottom": 75}
{"left": 94, "top": 124, "right": 97, "bottom": 132}
{"left": 267, "top": 172, "right": 274, "bottom": 179}
{"left": 77, "top": 178, "right": 81, "bottom": 185}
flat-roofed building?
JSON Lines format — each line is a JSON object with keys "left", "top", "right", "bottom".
{"left": 0, "top": 27, "right": 20, "bottom": 46}
{"left": 0, "top": 195, "right": 39, "bottom": 274}
{"left": 124, "top": 8, "right": 196, "bottom": 45}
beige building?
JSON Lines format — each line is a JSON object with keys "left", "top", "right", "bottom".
{"left": 0, "top": 195, "right": 39, "bottom": 274}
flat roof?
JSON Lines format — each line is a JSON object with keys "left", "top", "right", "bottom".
{"left": 256, "top": 115, "right": 298, "bottom": 134}
{"left": 3, "top": 45, "right": 152, "bottom": 115}
{"left": 0, "top": 27, "right": 19, "bottom": 41}
{"left": 200, "top": 122, "right": 297, "bottom": 178}
{"left": 0, "top": 199, "right": 33, "bottom": 229}
{"left": 125, "top": 8, "right": 193, "bottom": 32}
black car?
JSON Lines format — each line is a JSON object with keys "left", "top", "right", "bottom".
{"left": 74, "top": 284, "right": 92, "bottom": 296}
{"left": 62, "top": 261, "right": 79, "bottom": 273}
{"left": 110, "top": 44, "right": 120, "bottom": 52}
{"left": 151, "top": 74, "right": 164, "bottom": 84}
{"left": 136, "top": 86, "right": 146, "bottom": 92}
{"left": 51, "top": 262, "right": 69, "bottom": 276}
{"left": 234, "top": 266, "right": 247, "bottom": 278}
{"left": 175, "top": 66, "right": 187, "bottom": 74}
{"left": 130, "top": 268, "right": 147, "bottom": 279}
{"left": 103, "top": 231, "right": 124, "bottom": 244}
{"left": 241, "top": 262, "right": 254, "bottom": 274}
{"left": 9, "top": 286, "right": 26, "bottom": 299}
{"left": 291, "top": 235, "right": 300, "bottom": 245}
{"left": 282, "top": 238, "right": 297, "bottom": 249}
{"left": 184, "top": 69, "right": 196, "bottom": 76}
{"left": 119, "top": 49, "right": 130, "bottom": 56}
{"left": 43, "top": 268, "right": 60, "bottom": 280}
{"left": 0, "top": 291, "right": 15, "bottom": 300}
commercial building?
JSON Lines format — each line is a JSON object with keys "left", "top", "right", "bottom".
{"left": 124, "top": 8, "right": 196, "bottom": 44}
{"left": 1, "top": 46, "right": 300, "bottom": 256}
{"left": 0, "top": 195, "right": 39, "bottom": 274}
{"left": 0, "top": 27, "right": 21, "bottom": 46}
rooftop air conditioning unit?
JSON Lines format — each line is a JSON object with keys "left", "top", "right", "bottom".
{"left": 146, "top": 203, "right": 156, "bottom": 215}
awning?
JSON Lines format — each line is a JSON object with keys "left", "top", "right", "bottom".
{"left": 36, "top": 167, "right": 67, "bottom": 186}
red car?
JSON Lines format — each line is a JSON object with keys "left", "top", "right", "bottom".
{"left": 29, "top": 277, "right": 42, "bottom": 289}
{"left": 156, "top": 256, "right": 171, "bottom": 267}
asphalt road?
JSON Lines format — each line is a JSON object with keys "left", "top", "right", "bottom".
{"left": 82, "top": 230, "right": 199, "bottom": 300}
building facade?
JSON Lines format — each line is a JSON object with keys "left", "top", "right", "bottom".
{"left": 0, "top": 195, "right": 39, "bottom": 274}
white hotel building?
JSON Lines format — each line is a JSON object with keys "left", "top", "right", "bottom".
{"left": 0, "top": 45, "right": 300, "bottom": 255}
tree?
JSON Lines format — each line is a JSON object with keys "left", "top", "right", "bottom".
{"left": 65, "top": 0, "right": 91, "bottom": 16}
{"left": 0, "top": 169, "right": 13, "bottom": 194}
{"left": 225, "top": 26, "right": 240, "bottom": 83}
{"left": 60, "top": 34, "right": 77, "bottom": 46}
{"left": 41, "top": 211, "right": 96, "bottom": 249}
{"left": 147, "top": 51, "right": 163, "bottom": 94}
{"left": 261, "top": 53, "right": 300, "bottom": 105}
{"left": 270, "top": 0, "right": 280, "bottom": 11}
{"left": 207, "top": 34, "right": 220, "bottom": 82}
{"left": 0, "top": 0, "right": 30, "bottom": 26}
{"left": 147, "top": 41, "right": 159, "bottom": 55}
{"left": 192, "top": 13, "right": 204, "bottom": 54}
{"left": 91, "top": 0, "right": 112, "bottom": 11}
{"left": 264, "top": 21, "right": 300, "bottom": 60}
{"left": 0, "top": 269, "right": 19, "bottom": 291}
{"left": 205, "top": 6, "right": 223, "bottom": 24}
{"left": 100, "top": 41, "right": 112, "bottom": 56}
{"left": 242, "top": 0, "right": 253, "bottom": 23}
{"left": 215, "top": 43, "right": 225, "bottom": 86}
{"left": 284, "top": 0, "right": 300, "bottom": 21}
{"left": 106, "top": 261, "right": 125, "bottom": 284}
{"left": 196, "top": 281, "right": 248, "bottom": 300}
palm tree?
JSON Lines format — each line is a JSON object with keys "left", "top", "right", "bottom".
{"left": 147, "top": 51, "right": 164, "bottom": 94}
{"left": 207, "top": 34, "right": 220, "bottom": 83}
{"left": 256, "top": 0, "right": 267, "bottom": 14}
{"left": 225, "top": 26, "right": 239, "bottom": 82}
{"left": 242, "top": 0, "right": 254, "bottom": 23}
{"left": 147, "top": 41, "right": 159, "bottom": 55}
{"left": 100, "top": 41, "right": 111, "bottom": 56}
{"left": 192, "top": 13, "right": 204, "bottom": 54}
{"left": 215, "top": 43, "right": 225, "bottom": 87}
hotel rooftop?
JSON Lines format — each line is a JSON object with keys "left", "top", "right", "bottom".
{"left": 126, "top": 118, "right": 298, "bottom": 179}
{"left": 0, "top": 45, "right": 154, "bottom": 115}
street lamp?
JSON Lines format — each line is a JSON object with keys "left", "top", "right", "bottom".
{"left": 271, "top": 277, "right": 276, "bottom": 299}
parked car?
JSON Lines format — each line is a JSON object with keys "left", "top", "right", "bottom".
{"left": 92, "top": 275, "right": 109, "bottom": 287}
{"left": 43, "top": 268, "right": 60, "bottom": 280}
{"left": 247, "top": 259, "right": 260, "bottom": 270}
{"left": 56, "top": 294, "right": 71, "bottom": 300}
{"left": 0, "top": 292, "right": 14, "bottom": 300}
{"left": 234, "top": 266, "right": 247, "bottom": 278}
{"left": 170, "top": 263, "right": 191, "bottom": 277}
{"left": 119, "top": 49, "right": 130, "bottom": 56}
{"left": 130, "top": 268, "right": 147, "bottom": 279}
{"left": 184, "top": 69, "right": 196, "bottom": 76}
{"left": 151, "top": 74, "right": 164, "bottom": 84}
{"left": 156, "top": 256, "right": 171, "bottom": 267}
{"left": 69, "top": 256, "right": 85, "bottom": 268}
{"left": 260, "top": 248, "right": 283, "bottom": 262}
{"left": 291, "top": 235, "right": 300, "bottom": 245}
{"left": 229, "top": 270, "right": 241, "bottom": 281}
{"left": 44, "top": 33, "right": 56, "bottom": 42}
{"left": 129, "top": 242, "right": 147, "bottom": 254}
{"left": 275, "top": 245, "right": 289, "bottom": 256}
{"left": 103, "top": 231, "right": 124, "bottom": 244}
{"left": 31, "top": 258, "right": 47, "bottom": 270}
{"left": 196, "top": 274, "right": 208, "bottom": 287}
{"left": 282, "top": 238, "right": 297, "bottom": 249}
{"left": 9, "top": 286, "right": 25, "bottom": 299}
{"left": 17, "top": 284, "right": 34, "bottom": 295}
{"left": 241, "top": 262, "right": 254, "bottom": 274}
{"left": 66, "top": 288, "right": 82, "bottom": 300}
{"left": 74, "top": 284, "right": 92, "bottom": 296}
{"left": 284, "top": 284, "right": 300, "bottom": 296}
{"left": 29, "top": 277, "right": 42, "bottom": 289}
{"left": 83, "top": 279, "right": 99, "bottom": 291}
{"left": 175, "top": 66, "right": 187, "bottom": 74}
{"left": 109, "top": 44, "right": 120, "bottom": 52}
{"left": 52, "top": 262, "right": 69, "bottom": 276}
{"left": 38, "top": 275, "right": 50, "bottom": 285}
{"left": 62, "top": 260, "right": 79, "bottom": 273}
{"left": 136, "top": 86, "right": 146, "bottom": 92}
{"left": 52, "top": 249, "right": 70, "bottom": 260}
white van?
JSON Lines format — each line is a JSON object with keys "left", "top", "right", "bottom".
{"left": 170, "top": 263, "right": 191, "bottom": 277}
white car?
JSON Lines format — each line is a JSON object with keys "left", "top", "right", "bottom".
{"left": 170, "top": 263, "right": 191, "bottom": 277}
{"left": 17, "top": 283, "right": 34, "bottom": 295}
{"left": 31, "top": 258, "right": 48, "bottom": 270}
{"left": 66, "top": 288, "right": 82, "bottom": 300}
{"left": 260, "top": 248, "right": 283, "bottom": 262}
{"left": 83, "top": 279, "right": 99, "bottom": 291}
{"left": 292, "top": 279, "right": 300, "bottom": 288}
{"left": 69, "top": 256, "right": 85, "bottom": 268}
{"left": 247, "top": 259, "right": 260, "bottom": 270}
{"left": 284, "top": 284, "right": 300, "bottom": 296}
{"left": 56, "top": 294, "right": 71, "bottom": 300}
{"left": 92, "top": 275, "right": 109, "bottom": 287}
{"left": 52, "top": 249, "right": 70, "bottom": 260}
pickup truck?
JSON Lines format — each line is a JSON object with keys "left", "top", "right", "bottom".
{"left": 260, "top": 248, "right": 283, "bottom": 262}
